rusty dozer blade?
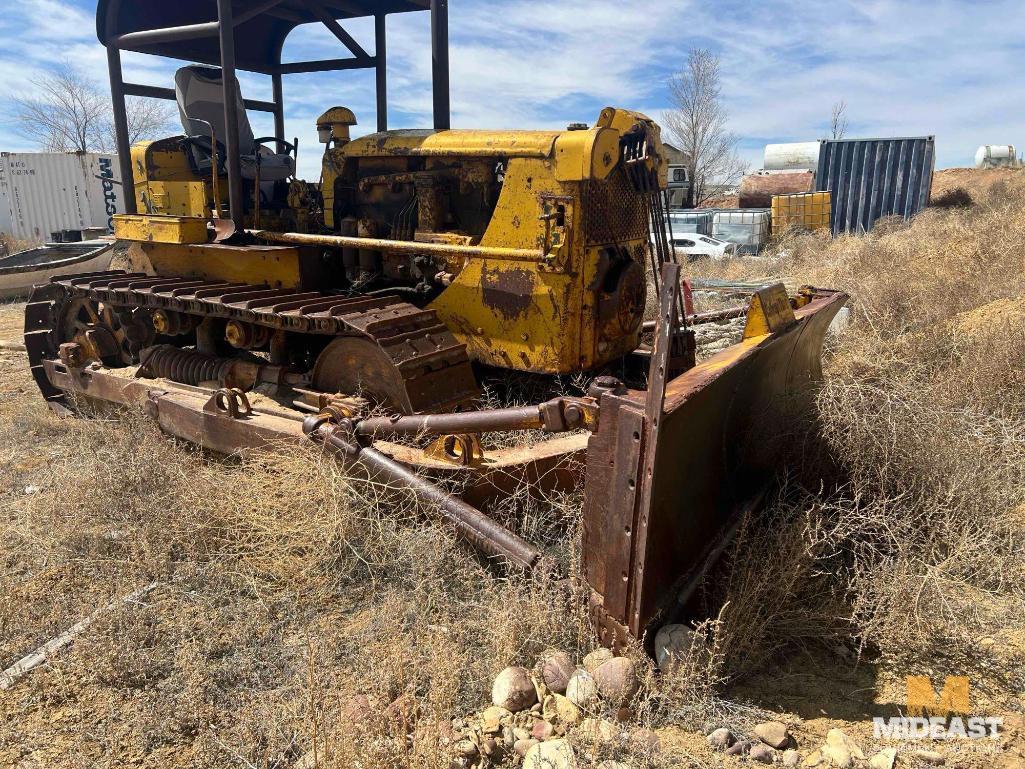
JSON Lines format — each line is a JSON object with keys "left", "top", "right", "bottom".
{"left": 583, "top": 265, "right": 847, "bottom": 648}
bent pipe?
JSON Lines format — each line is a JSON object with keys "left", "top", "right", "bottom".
{"left": 305, "top": 420, "right": 543, "bottom": 571}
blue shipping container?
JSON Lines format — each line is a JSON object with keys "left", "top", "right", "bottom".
{"left": 815, "top": 137, "right": 935, "bottom": 235}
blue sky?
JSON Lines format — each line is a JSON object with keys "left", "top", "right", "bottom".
{"left": 2, "top": 0, "right": 1022, "bottom": 179}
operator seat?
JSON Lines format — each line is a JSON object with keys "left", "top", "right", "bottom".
{"left": 174, "top": 65, "right": 294, "bottom": 182}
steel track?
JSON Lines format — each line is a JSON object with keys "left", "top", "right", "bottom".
{"left": 24, "top": 270, "right": 479, "bottom": 413}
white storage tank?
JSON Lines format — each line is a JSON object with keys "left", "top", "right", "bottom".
{"left": 975, "top": 145, "right": 1017, "bottom": 169}
{"left": 764, "top": 141, "right": 822, "bottom": 172}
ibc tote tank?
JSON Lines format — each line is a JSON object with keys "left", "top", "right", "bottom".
{"left": 975, "top": 145, "right": 1016, "bottom": 169}
{"left": 764, "top": 142, "right": 822, "bottom": 172}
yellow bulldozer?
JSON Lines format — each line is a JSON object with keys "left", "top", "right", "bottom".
{"left": 24, "top": 0, "right": 846, "bottom": 650}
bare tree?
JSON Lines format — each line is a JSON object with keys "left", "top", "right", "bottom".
{"left": 14, "top": 63, "right": 176, "bottom": 153}
{"left": 14, "top": 65, "right": 108, "bottom": 152}
{"left": 663, "top": 49, "right": 747, "bottom": 207}
{"left": 119, "top": 96, "right": 180, "bottom": 148}
{"left": 830, "top": 100, "right": 848, "bottom": 140}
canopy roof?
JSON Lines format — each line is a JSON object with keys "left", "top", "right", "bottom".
{"left": 97, "top": 0, "right": 428, "bottom": 72}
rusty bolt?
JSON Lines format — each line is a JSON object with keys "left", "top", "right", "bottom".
{"left": 151, "top": 309, "right": 172, "bottom": 334}
{"left": 58, "top": 342, "right": 85, "bottom": 368}
{"left": 225, "top": 320, "right": 251, "bottom": 349}
{"left": 564, "top": 403, "right": 583, "bottom": 426}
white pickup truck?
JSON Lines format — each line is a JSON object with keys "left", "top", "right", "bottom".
{"left": 656, "top": 231, "right": 738, "bottom": 260}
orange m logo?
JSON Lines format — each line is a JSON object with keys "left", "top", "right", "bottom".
{"left": 906, "top": 676, "right": 970, "bottom": 716}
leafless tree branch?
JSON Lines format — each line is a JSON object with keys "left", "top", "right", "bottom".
{"left": 662, "top": 49, "right": 748, "bottom": 207}
{"left": 14, "top": 63, "right": 177, "bottom": 154}
{"left": 831, "top": 100, "right": 848, "bottom": 140}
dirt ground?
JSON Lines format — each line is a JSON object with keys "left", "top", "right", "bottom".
{"left": 930, "top": 166, "right": 1022, "bottom": 200}
{"left": 2, "top": 167, "right": 1025, "bottom": 768}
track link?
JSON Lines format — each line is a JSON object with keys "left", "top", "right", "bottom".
{"left": 24, "top": 271, "right": 480, "bottom": 414}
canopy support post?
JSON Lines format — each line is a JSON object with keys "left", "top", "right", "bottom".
{"left": 106, "top": 45, "right": 137, "bottom": 215}
{"left": 216, "top": 0, "right": 245, "bottom": 229}
{"left": 272, "top": 73, "right": 285, "bottom": 140}
{"left": 431, "top": 0, "right": 450, "bottom": 129}
{"left": 375, "top": 14, "right": 387, "bottom": 132}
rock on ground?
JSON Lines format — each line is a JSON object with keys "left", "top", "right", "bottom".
{"left": 591, "top": 657, "right": 640, "bottom": 704}
{"left": 578, "top": 718, "right": 619, "bottom": 744}
{"left": 706, "top": 728, "right": 736, "bottom": 750}
{"left": 753, "top": 720, "right": 791, "bottom": 749}
{"left": 653, "top": 623, "right": 697, "bottom": 668}
{"left": 452, "top": 739, "right": 478, "bottom": 759}
{"left": 750, "top": 744, "right": 776, "bottom": 764}
{"left": 914, "top": 750, "right": 945, "bottom": 766}
{"left": 492, "top": 666, "right": 538, "bottom": 712}
{"left": 531, "top": 720, "right": 554, "bottom": 741}
{"left": 726, "top": 740, "right": 751, "bottom": 756}
{"left": 812, "top": 728, "right": 866, "bottom": 768}
{"left": 869, "top": 747, "right": 897, "bottom": 769}
{"left": 538, "top": 650, "right": 575, "bottom": 695}
{"left": 542, "top": 694, "right": 581, "bottom": 726}
{"left": 523, "top": 738, "right": 576, "bottom": 769}
{"left": 514, "top": 739, "right": 538, "bottom": 758}
{"left": 583, "top": 648, "right": 614, "bottom": 671}
{"left": 565, "top": 669, "right": 598, "bottom": 708}
{"left": 481, "top": 705, "right": 509, "bottom": 734}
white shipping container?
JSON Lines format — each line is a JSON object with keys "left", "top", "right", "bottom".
{"left": 0, "top": 152, "right": 123, "bottom": 241}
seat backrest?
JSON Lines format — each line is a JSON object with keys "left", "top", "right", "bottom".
{"left": 174, "top": 65, "right": 255, "bottom": 153}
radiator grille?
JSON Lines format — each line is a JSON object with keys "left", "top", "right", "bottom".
{"left": 582, "top": 170, "right": 649, "bottom": 245}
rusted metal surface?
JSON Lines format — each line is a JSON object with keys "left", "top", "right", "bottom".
{"left": 424, "top": 433, "right": 483, "bottom": 466}
{"left": 480, "top": 266, "right": 535, "bottom": 321}
{"left": 640, "top": 304, "right": 748, "bottom": 333}
{"left": 38, "top": 356, "right": 583, "bottom": 553}
{"left": 354, "top": 396, "right": 597, "bottom": 438}
{"left": 138, "top": 344, "right": 297, "bottom": 390}
{"left": 583, "top": 288, "right": 848, "bottom": 642}
{"left": 738, "top": 170, "right": 814, "bottom": 208}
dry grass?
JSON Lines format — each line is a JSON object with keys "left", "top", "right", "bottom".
{"left": 0, "top": 234, "right": 43, "bottom": 257}
{"left": 0, "top": 394, "right": 589, "bottom": 766}
{"left": 687, "top": 170, "right": 1025, "bottom": 717}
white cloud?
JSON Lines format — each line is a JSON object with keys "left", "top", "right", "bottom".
{"left": 1, "top": 0, "right": 1020, "bottom": 176}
